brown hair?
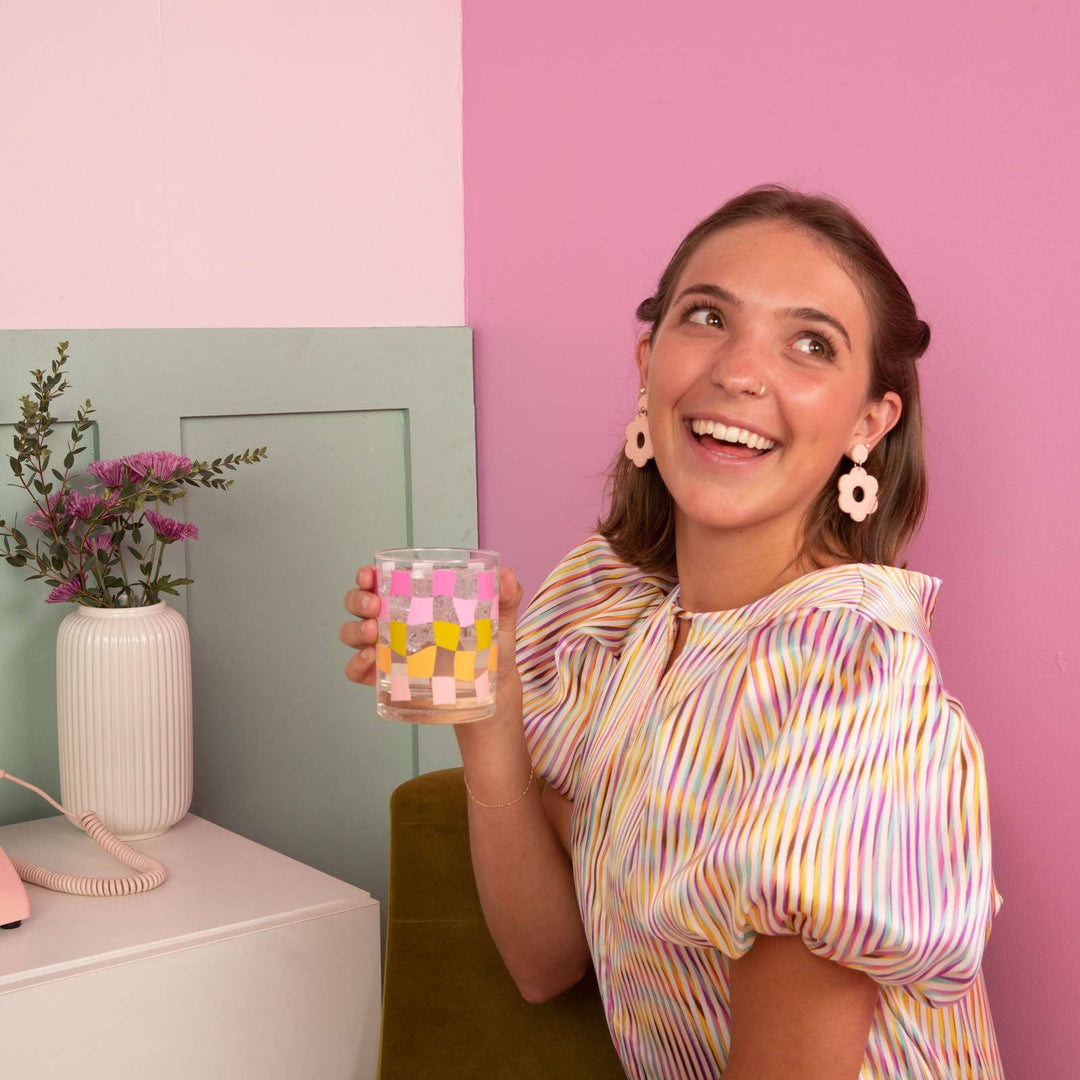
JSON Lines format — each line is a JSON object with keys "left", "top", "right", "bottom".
{"left": 598, "top": 184, "right": 931, "bottom": 575}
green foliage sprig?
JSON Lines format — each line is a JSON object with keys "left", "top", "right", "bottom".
{"left": 0, "top": 342, "right": 267, "bottom": 607}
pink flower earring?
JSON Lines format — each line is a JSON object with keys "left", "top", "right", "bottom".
{"left": 624, "top": 389, "right": 653, "bottom": 467}
{"left": 837, "top": 444, "right": 879, "bottom": 522}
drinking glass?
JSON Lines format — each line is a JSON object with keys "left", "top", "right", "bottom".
{"left": 373, "top": 548, "right": 499, "bottom": 723}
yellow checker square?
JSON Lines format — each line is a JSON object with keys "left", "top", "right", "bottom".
{"left": 389, "top": 621, "right": 407, "bottom": 655}
{"left": 475, "top": 618, "right": 492, "bottom": 651}
{"left": 376, "top": 645, "right": 392, "bottom": 674}
{"left": 454, "top": 649, "right": 476, "bottom": 681}
{"left": 433, "top": 621, "right": 461, "bottom": 650}
{"left": 488, "top": 642, "right": 498, "bottom": 670}
{"left": 406, "top": 645, "right": 437, "bottom": 678}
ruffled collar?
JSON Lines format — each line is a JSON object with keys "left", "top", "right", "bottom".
{"left": 664, "top": 561, "right": 941, "bottom": 642}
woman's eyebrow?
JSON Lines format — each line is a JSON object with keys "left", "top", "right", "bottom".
{"left": 673, "top": 283, "right": 744, "bottom": 308}
{"left": 779, "top": 306, "right": 852, "bottom": 350}
{"left": 673, "top": 284, "right": 852, "bottom": 350}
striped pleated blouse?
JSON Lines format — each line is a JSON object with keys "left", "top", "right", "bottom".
{"left": 519, "top": 536, "right": 1002, "bottom": 1079}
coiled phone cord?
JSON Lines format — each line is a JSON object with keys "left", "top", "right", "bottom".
{"left": 0, "top": 770, "right": 167, "bottom": 895}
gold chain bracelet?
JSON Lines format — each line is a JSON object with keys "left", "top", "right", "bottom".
{"left": 464, "top": 764, "right": 535, "bottom": 809}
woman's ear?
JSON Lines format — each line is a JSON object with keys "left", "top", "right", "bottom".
{"left": 854, "top": 391, "right": 902, "bottom": 453}
{"left": 636, "top": 334, "right": 652, "bottom": 387}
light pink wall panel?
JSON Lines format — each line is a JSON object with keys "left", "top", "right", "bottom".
{"left": 162, "top": 1, "right": 463, "bottom": 326}
{"left": 1, "top": 1, "right": 464, "bottom": 328}
{"left": 463, "top": 2, "right": 1079, "bottom": 1073}
{"left": 0, "top": 4, "right": 170, "bottom": 326}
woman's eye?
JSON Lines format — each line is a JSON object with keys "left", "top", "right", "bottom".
{"left": 686, "top": 307, "right": 723, "bottom": 328}
{"left": 792, "top": 333, "right": 834, "bottom": 359}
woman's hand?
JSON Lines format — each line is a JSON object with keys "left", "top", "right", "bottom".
{"left": 340, "top": 565, "right": 379, "bottom": 686}
{"left": 340, "top": 565, "right": 525, "bottom": 694}
{"left": 461, "top": 567, "right": 525, "bottom": 731}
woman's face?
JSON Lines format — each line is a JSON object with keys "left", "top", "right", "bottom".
{"left": 638, "top": 220, "right": 900, "bottom": 555}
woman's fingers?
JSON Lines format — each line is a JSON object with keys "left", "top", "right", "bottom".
{"left": 345, "top": 647, "right": 377, "bottom": 686}
{"left": 343, "top": 564, "right": 380, "bottom": 685}
{"left": 339, "top": 615, "right": 378, "bottom": 649}
{"left": 344, "top": 577, "right": 380, "bottom": 618}
{"left": 341, "top": 614, "right": 378, "bottom": 686}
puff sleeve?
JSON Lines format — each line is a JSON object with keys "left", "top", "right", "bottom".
{"left": 518, "top": 536, "right": 672, "bottom": 801}
{"left": 693, "top": 607, "right": 1000, "bottom": 1008}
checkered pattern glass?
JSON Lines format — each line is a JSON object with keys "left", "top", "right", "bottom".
{"left": 373, "top": 548, "right": 499, "bottom": 724}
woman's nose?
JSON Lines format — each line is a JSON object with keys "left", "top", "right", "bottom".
{"left": 709, "top": 334, "right": 766, "bottom": 398}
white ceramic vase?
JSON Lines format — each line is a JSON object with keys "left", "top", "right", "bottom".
{"left": 55, "top": 601, "right": 193, "bottom": 840}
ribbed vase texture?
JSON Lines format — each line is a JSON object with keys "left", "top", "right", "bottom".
{"left": 56, "top": 601, "right": 193, "bottom": 840}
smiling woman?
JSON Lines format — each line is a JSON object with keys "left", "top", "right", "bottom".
{"left": 342, "top": 185, "right": 1002, "bottom": 1080}
{"left": 602, "top": 186, "right": 929, "bottom": 585}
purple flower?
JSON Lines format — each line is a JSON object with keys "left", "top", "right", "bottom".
{"left": 143, "top": 509, "right": 198, "bottom": 543}
{"left": 82, "top": 531, "right": 115, "bottom": 555}
{"left": 66, "top": 492, "right": 103, "bottom": 520}
{"left": 87, "top": 458, "right": 128, "bottom": 488}
{"left": 123, "top": 451, "right": 192, "bottom": 481}
{"left": 25, "top": 491, "right": 67, "bottom": 532}
{"left": 46, "top": 574, "right": 84, "bottom": 603}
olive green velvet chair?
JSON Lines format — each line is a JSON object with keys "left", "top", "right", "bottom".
{"left": 379, "top": 767, "right": 626, "bottom": 1079}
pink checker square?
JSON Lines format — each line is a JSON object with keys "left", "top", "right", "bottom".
{"left": 433, "top": 569, "right": 457, "bottom": 596}
{"left": 476, "top": 570, "right": 495, "bottom": 601}
{"left": 490, "top": 594, "right": 499, "bottom": 620}
{"left": 453, "top": 596, "right": 477, "bottom": 627}
{"left": 431, "top": 675, "right": 457, "bottom": 705}
{"left": 379, "top": 595, "right": 390, "bottom": 620}
{"left": 390, "top": 675, "right": 411, "bottom": 702}
{"left": 474, "top": 670, "right": 490, "bottom": 700}
{"left": 390, "top": 570, "right": 412, "bottom": 596}
{"left": 408, "top": 595, "right": 434, "bottom": 625}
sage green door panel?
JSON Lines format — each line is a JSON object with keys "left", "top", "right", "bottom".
{"left": 0, "top": 329, "right": 475, "bottom": 923}
{"left": 180, "top": 408, "right": 412, "bottom": 902}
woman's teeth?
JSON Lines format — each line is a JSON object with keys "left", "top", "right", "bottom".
{"left": 689, "top": 418, "right": 776, "bottom": 451}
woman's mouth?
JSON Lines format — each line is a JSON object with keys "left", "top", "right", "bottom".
{"left": 688, "top": 418, "right": 776, "bottom": 459}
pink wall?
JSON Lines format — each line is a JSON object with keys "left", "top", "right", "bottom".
{"left": 0, "top": 1, "right": 464, "bottom": 328}
{"left": 463, "top": 1, "right": 1079, "bottom": 1073}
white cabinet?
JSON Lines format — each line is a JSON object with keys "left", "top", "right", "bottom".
{"left": 0, "top": 814, "right": 381, "bottom": 1079}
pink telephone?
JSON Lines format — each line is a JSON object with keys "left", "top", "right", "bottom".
{"left": 0, "top": 843, "right": 29, "bottom": 928}
{"left": 0, "top": 770, "right": 167, "bottom": 930}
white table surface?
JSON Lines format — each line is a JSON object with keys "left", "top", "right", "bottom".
{"left": 0, "top": 812, "right": 377, "bottom": 992}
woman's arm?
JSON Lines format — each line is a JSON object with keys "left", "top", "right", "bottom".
{"left": 724, "top": 935, "right": 879, "bottom": 1080}
{"left": 455, "top": 709, "right": 589, "bottom": 1003}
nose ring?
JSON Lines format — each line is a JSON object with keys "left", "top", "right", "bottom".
{"left": 752, "top": 383, "right": 766, "bottom": 397}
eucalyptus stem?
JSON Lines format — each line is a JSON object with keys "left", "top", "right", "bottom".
{"left": 116, "top": 541, "right": 134, "bottom": 604}
{"left": 83, "top": 542, "right": 110, "bottom": 605}
{"left": 150, "top": 535, "right": 168, "bottom": 598}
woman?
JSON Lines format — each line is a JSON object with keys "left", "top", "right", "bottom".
{"left": 342, "top": 186, "right": 1002, "bottom": 1079}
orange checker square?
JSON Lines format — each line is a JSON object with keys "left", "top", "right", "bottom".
{"left": 406, "top": 645, "right": 437, "bottom": 678}
{"left": 376, "top": 645, "right": 392, "bottom": 674}
{"left": 488, "top": 641, "right": 498, "bottom": 670}
{"left": 454, "top": 649, "right": 476, "bottom": 681}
